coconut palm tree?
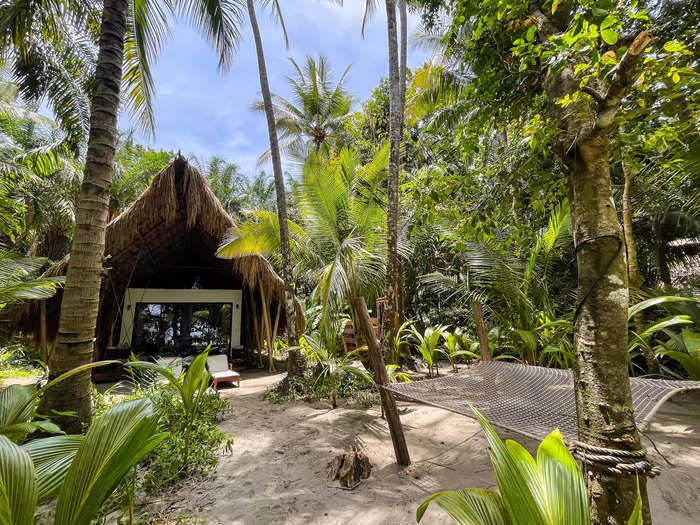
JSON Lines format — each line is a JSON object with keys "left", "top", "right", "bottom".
{"left": 218, "top": 145, "right": 391, "bottom": 333}
{"left": 0, "top": 0, "right": 245, "bottom": 431}
{"left": 245, "top": 0, "right": 299, "bottom": 363}
{"left": 330, "top": 0, "right": 409, "bottom": 361}
{"left": 252, "top": 55, "right": 353, "bottom": 164}
{"left": 191, "top": 155, "right": 247, "bottom": 216}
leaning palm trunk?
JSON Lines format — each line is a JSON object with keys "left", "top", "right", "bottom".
{"left": 40, "top": 0, "right": 128, "bottom": 432}
{"left": 380, "top": 0, "right": 403, "bottom": 362}
{"left": 246, "top": 0, "right": 300, "bottom": 373}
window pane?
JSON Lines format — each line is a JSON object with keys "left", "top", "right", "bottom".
{"left": 132, "top": 302, "right": 232, "bottom": 355}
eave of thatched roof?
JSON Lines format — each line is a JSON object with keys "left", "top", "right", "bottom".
{"left": 37, "top": 156, "right": 304, "bottom": 331}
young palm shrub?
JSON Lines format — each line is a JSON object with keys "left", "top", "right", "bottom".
{"left": 218, "top": 146, "right": 393, "bottom": 334}
{"left": 417, "top": 409, "right": 643, "bottom": 525}
{"left": 126, "top": 350, "right": 211, "bottom": 471}
{"left": 0, "top": 398, "right": 167, "bottom": 525}
{"left": 385, "top": 364, "right": 411, "bottom": 383}
{"left": 443, "top": 329, "right": 478, "bottom": 372}
{"left": 627, "top": 296, "right": 700, "bottom": 376}
{"left": 1, "top": 360, "right": 119, "bottom": 442}
{"left": 409, "top": 324, "right": 447, "bottom": 377}
{"left": 299, "top": 333, "right": 372, "bottom": 408}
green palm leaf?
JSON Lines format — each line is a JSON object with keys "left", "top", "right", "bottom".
{"left": 23, "top": 434, "right": 83, "bottom": 502}
{"left": 0, "top": 435, "right": 37, "bottom": 525}
{"left": 417, "top": 488, "right": 510, "bottom": 524}
{"left": 54, "top": 399, "right": 168, "bottom": 525}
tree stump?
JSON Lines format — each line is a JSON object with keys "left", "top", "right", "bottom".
{"left": 328, "top": 449, "right": 371, "bottom": 488}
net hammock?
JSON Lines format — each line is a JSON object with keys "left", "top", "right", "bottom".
{"left": 384, "top": 360, "right": 700, "bottom": 441}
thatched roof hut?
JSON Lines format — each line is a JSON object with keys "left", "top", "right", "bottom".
{"left": 18, "top": 156, "right": 303, "bottom": 364}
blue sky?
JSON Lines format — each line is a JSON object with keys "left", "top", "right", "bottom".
{"left": 120, "top": 1, "right": 429, "bottom": 178}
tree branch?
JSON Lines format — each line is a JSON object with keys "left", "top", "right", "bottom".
{"left": 596, "top": 30, "right": 654, "bottom": 130}
{"left": 581, "top": 85, "right": 606, "bottom": 106}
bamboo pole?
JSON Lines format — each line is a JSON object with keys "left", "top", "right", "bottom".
{"left": 472, "top": 301, "right": 490, "bottom": 361}
{"left": 352, "top": 296, "right": 410, "bottom": 466}
{"left": 250, "top": 290, "right": 263, "bottom": 368}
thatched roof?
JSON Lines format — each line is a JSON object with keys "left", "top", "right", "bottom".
{"left": 41, "top": 156, "right": 303, "bottom": 331}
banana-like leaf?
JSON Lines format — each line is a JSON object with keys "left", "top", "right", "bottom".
{"left": 0, "top": 435, "right": 38, "bottom": 525}
{"left": 23, "top": 434, "right": 83, "bottom": 502}
{"left": 54, "top": 399, "right": 168, "bottom": 525}
{"left": 417, "top": 488, "right": 510, "bottom": 524}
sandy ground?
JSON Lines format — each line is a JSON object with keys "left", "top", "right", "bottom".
{"left": 144, "top": 370, "right": 700, "bottom": 525}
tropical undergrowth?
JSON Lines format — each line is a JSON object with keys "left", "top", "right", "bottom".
{"left": 93, "top": 359, "right": 233, "bottom": 497}
{"left": 263, "top": 366, "right": 377, "bottom": 408}
{"left": 0, "top": 340, "right": 43, "bottom": 379}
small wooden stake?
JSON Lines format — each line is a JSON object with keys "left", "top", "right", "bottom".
{"left": 352, "top": 296, "right": 411, "bottom": 466}
{"left": 472, "top": 300, "right": 490, "bottom": 361}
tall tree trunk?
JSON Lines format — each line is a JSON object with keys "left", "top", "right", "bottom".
{"left": 246, "top": 0, "right": 301, "bottom": 374}
{"left": 623, "top": 163, "right": 659, "bottom": 374}
{"left": 568, "top": 133, "right": 650, "bottom": 523}
{"left": 380, "top": 0, "right": 403, "bottom": 361}
{"left": 40, "top": 0, "right": 128, "bottom": 432}
{"left": 532, "top": 10, "right": 653, "bottom": 522}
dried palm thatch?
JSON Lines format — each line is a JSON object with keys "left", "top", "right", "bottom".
{"left": 15, "top": 156, "right": 304, "bottom": 346}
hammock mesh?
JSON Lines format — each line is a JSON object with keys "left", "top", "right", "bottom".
{"left": 385, "top": 361, "right": 700, "bottom": 441}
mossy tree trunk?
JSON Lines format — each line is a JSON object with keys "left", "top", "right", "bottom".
{"left": 40, "top": 0, "right": 128, "bottom": 432}
{"left": 533, "top": 7, "right": 654, "bottom": 523}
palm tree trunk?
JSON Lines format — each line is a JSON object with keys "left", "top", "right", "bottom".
{"left": 623, "top": 163, "right": 659, "bottom": 374}
{"left": 40, "top": 0, "right": 128, "bottom": 432}
{"left": 246, "top": 0, "right": 301, "bottom": 375}
{"left": 380, "top": 0, "right": 403, "bottom": 362}
{"left": 398, "top": 1, "right": 407, "bottom": 117}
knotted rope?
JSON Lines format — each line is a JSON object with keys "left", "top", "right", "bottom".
{"left": 571, "top": 441, "right": 660, "bottom": 478}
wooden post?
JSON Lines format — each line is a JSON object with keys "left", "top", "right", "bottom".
{"left": 271, "top": 300, "right": 282, "bottom": 341}
{"left": 472, "top": 301, "right": 490, "bottom": 361}
{"left": 352, "top": 296, "right": 411, "bottom": 466}
{"left": 259, "top": 283, "right": 275, "bottom": 372}
{"left": 40, "top": 300, "right": 48, "bottom": 363}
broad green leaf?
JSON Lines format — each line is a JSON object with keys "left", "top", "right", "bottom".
{"left": 417, "top": 488, "right": 509, "bottom": 524}
{"left": 0, "top": 385, "right": 34, "bottom": 442}
{"left": 0, "top": 435, "right": 37, "bottom": 525}
{"left": 626, "top": 482, "right": 643, "bottom": 525}
{"left": 54, "top": 399, "right": 168, "bottom": 525}
{"left": 23, "top": 434, "right": 83, "bottom": 502}
{"left": 473, "top": 409, "right": 547, "bottom": 525}
{"left": 628, "top": 296, "right": 698, "bottom": 319}
{"left": 526, "top": 25, "right": 537, "bottom": 42}
{"left": 537, "top": 429, "right": 590, "bottom": 525}
{"left": 601, "top": 28, "right": 618, "bottom": 45}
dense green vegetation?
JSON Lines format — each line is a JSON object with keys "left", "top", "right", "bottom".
{"left": 0, "top": 0, "right": 698, "bottom": 523}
